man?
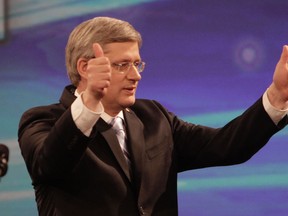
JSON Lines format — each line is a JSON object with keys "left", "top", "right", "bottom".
{"left": 18, "top": 17, "right": 288, "bottom": 216}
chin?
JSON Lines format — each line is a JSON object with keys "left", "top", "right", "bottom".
{"left": 122, "top": 97, "right": 136, "bottom": 108}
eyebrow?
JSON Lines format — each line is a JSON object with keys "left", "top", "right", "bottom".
{"left": 111, "top": 59, "right": 142, "bottom": 65}
{"left": 103, "top": 48, "right": 141, "bottom": 62}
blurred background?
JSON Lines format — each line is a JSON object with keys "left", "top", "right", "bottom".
{"left": 0, "top": 0, "right": 288, "bottom": 215}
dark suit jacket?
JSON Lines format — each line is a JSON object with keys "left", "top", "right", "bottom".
{"left": 18, "top": 85, "right": 286, "bottom": 216}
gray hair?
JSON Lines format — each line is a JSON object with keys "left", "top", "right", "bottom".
{"left": 65, "top": 17, "right": 142, "bottom": 86}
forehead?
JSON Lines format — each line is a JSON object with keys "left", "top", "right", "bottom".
{"left": 103, "top": 42, "right": 140, "bottom": 60}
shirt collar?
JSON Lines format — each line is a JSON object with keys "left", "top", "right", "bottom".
{"left": 101, "top": 111, "right": 124, "bottom": 124}
{"left": 75, "top": 89, "right": 81, "bottom": 97}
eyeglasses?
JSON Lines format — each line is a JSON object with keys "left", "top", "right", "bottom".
{"left": 111, "top": 61, "right": 146, "bottom": 74}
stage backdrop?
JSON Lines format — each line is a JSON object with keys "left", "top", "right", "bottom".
{"left": 0, "top": 0, "right": 288, "bottom": 215}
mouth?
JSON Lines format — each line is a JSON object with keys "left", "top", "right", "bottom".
{"left": 123, "top": 86, "right": 137, "bottom": 95}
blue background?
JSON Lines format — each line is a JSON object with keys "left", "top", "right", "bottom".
{"left": 0, "top": 0, "right": 288, "bottom": 215}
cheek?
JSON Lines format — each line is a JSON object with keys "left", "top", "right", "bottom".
{"left": 105, "top": 86, "right": 118, "bottom": 98}
{"left": 107, "top": 77, "right": 123, "bottom": 94}
{"left": 105, "top": 83, "right": 122, "bottom": 99}
{"left": 109, "top": 75, "right": 123, "bottom": 86}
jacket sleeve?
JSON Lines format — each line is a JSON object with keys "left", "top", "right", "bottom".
{"left": 18, "top": 105, "right": 90, "bottom": 183}
{"left": 153, "top": 97, "right": 287, "bottom": 171}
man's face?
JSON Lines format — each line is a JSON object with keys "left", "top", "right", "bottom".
{"left": 102, "top": 42, "right": 142, "bottom": 115}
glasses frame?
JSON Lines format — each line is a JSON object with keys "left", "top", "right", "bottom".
{"left": 111, "top": 61, "right": 146, "bottom": 74}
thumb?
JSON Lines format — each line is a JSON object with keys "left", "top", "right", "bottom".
{"left": 279, "top": 45, "right": 288, "bottom": 63}
{"left": 93, "top": 43, "right": 104, "bottom": 58}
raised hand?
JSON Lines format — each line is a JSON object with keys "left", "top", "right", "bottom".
{"left": 267, "top": 45, "right": 288, "bottom": 109}
{"left": 82, "top": 43, "right": 111, "bottom": 111}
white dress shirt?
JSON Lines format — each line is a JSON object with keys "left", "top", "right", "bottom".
{"left": 71, "top": 91, "right": 124, "bottom": 136}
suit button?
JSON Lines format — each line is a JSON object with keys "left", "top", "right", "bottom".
{"left": 138, "top": 206, "right": 145, "bottom": 215}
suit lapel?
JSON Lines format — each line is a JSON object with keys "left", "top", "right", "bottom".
{"left": 93, "top": 109, "right": 146, "bottom": 188}
{"left": 95, "top": 118, "right": 132, "bottom": 181}
{"left": 124, "top": 108, "right": 145, "bottom": 191}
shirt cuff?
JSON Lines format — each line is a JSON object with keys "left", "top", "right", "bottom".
{"left": 263, "top": 89, "right": 288, "bottom": 125}
{"left": 71, "top": 93, "right": 104, "bottom": 136}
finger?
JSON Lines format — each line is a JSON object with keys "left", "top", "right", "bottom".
{"left": 93, "top": 43, "right": 104, "bottom": 58}
{"left": 279, "top": 45, "right": 288, "bottom": 63}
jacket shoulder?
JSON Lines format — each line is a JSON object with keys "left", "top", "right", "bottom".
{"left": 130, "top": 99, "right": 175, "bottom": 124}
{"left": 18, "top": 103, "right": 66, "bottom": 137}
{"left": 131, "top": 99, "right": 168, "bottom": 114}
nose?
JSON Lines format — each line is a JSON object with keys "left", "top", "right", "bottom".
{"left": 127, "top": 65, "right": 142, "bottom": 81}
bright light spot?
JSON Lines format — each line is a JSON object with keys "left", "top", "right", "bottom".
{"left": 233, "top": 37, "right": 265, "bottom": 72}
{"left": 242, "top": 47, "right": 256, "bottom": 63}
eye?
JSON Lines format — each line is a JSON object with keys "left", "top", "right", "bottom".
{"left": 133, "top": 61, "right": 140, "bottom": 67}
{"left": 118, "top": 62, "right": 130, "bottom": 70}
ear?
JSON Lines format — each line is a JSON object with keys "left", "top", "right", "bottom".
{"left": 77, "top": 57, "right": 89, "bottom": 79}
